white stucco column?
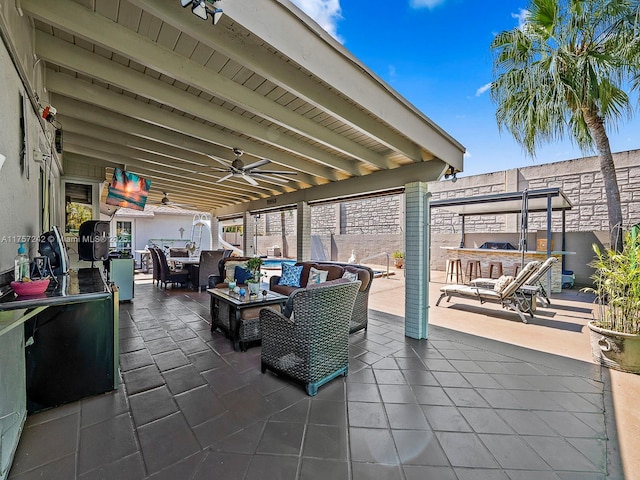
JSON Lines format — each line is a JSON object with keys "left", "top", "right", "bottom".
{"left": 210, "top": 216, "right": 220, "bottom": 249}
{"left": 243, "top": 211, "right": 256, "bottom": 256}
{"left": 297, "top": 201, "right": 311, "bottom": 261}
{"left": 404, "top": 182, "right": 431, "bottom": 340}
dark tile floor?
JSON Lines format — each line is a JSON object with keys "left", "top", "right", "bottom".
{"left": 8, "top": 282, "right": 622, "bottom": 479}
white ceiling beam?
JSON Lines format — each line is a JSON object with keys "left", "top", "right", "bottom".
{"left": 19, "top": 0, "right": 390, "bottom": 169}
{"left": 63, "top": 134, "right": 271, "bottom": 200}
{"left": 214, "top": 160, "right": 448, "bottom": 217}
{"left": 46, "top": 71, "right": 339, "bottom": 182}
{"left": 35, "top": 32, "right": 364, "bottom": 177}
{"left": 130, "top": 0, "right": 465, "bottom": 170}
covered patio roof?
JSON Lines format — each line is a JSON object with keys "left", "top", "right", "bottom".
{"left": 15, "top": 0, "right": 465, "bottom": 214}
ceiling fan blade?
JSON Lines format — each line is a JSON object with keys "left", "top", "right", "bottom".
{"left": 252, "top": 173, "right": 291, "bottom": 184}
{"left": 242, "top": 173, "right": 259, "bottom": 186}
{"left": 205, "top": 154, "right": 231, "bottom": 167}
{"left": 217, "top": 173, "right": 233, "bottom": 183}
{"left": 243, "top": 158, "right": 270, "bottom": 170}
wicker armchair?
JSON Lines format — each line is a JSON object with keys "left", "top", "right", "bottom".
{"left": 148, "top": 247, "right": 161, "bottom": 286}
{"left": 189, "top": 249, "right": 227, "bottom": 292}
{"left": 155, "top": 248, "right": 189, "bottom": 288}
{"left": 260, "top": 279, "right": 361, "bottom": 396}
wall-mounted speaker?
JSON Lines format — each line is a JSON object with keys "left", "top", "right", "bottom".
{"left": 78, "top": 221, "right": 110, "bottom": 261}
{"left": 55, "top": 129, "right": 63, "bottom": 154}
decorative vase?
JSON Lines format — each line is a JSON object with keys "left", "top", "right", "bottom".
{"left": 588, "top": 321, "right": 640, "bottom": 374}
{"left": 248, "top": 282, "right": 260, "bottom": 296}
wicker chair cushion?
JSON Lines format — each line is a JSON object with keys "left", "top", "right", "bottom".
{"left": 307, "top": 267, "right": 329, "bottom": 286}
{"left": 278, "top": 263, "right": 303, "bottom": 287}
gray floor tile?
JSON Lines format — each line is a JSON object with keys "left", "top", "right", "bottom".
{"left": 436, "top": 431, "right": 499, "bottom": 468}
{"left": 244, "top": 455, "right": 298, "bottom": 480}
{"left": 346, "top": 382, "right": 381, "bottom": 402}
{"left": 136, "top": 412, "right": 201, "bottom": 474}
{"left": 299, "top": 458, "right": 349, "bottom": 480}
{"left": 459, "top": 407, "right": 514, "bottom": 434}
{"left": 392, "top": 429, "right": 449, "bottom": 466}
{"left": 8, "top": 454, "right": 76, "bottom": 480}
{"left": 422, "top": 405, "right": 472, "bottom": 432}
{"left": 352, "top": 462, "right": 404, "bottom": 480}
{"left": 349, "top": 427, "right": 399, "bottom": 464}
{"left": 79, "top": 453, "right": 146, "bottom": 480}
{"left": 385, "top": 403, "right": 429, "bottom": 429}
{"left": 411, "top": 385, "right": 454, "bottom": 405}
{"left": 348, "top": 401, "right": 388, "bottom": 428}
{"left": 122, "top": 365, "right": 166, "bottom": 395}
{"left": 174, "top": 385, "right": 226, "bottom": 427}
{"left": 128, "top": 386, "right": 178, "bottom": 427}
{"left": 379, "top": 384, "right": 417, "bottom": 403}
{"left": 302, "top": 424, "right": 348, "bottom": 459}
{"left": 479, "top": 433, "right": 551, "bottom": 470}
{"left": 496, "top": 409, "right": 559, "bottom": 436}
{"left": 191, "top": 451, "right": 251, "bottom": 480}
{"left": 153, "top": 349, "right": 190, "bottom": 372}
{"left": 309, "top": 399, "right": 346, "bottom": 426}
{"left": 256, "top": 421, "right": 305, "bottom": 455}
{"left": 403, "top": 465, "right": 458, "bottom": 480}
{"left": 524, "top": 436, "right": 601, "bottom": 472}
{"left": 162, "top": 364, "right": 207, "bottom": 395}
{"left": 455, "top": 467, "right": 510, "bottom": 480}
{"left": 78, "top": 414, "right": 138, "bottom": 474}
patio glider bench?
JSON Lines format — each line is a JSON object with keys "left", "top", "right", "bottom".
{"left": 436, "top": 260, "right": 541, "bottom": 323}
{"left": 269, "top": 261, "right": 374, "bottom": 334}
{"left": 470, "top": 256, "right": 558, "bottom": 307}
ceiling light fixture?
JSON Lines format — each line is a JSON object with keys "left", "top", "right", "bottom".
{"left": 444, "top": 165, "right": 458, "bottom": 183}
{"left": 180, "top": 0, "right": 224, "bottom": 25}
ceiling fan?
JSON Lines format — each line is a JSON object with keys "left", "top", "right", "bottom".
{"left": 149, "top": 191, "right": 196, "bottom": 209}
{"left": 209, "top": 148, "right": 297, "bottom": 186}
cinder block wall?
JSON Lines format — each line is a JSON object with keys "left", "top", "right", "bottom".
{"left": 253, "top": 149, "right": 640, "bottom": 286}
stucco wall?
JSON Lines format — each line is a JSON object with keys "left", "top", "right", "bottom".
{"left": 0, "top": 13, "right": 61, "bottom": 275}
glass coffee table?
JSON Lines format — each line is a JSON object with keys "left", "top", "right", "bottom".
{"left": 208, "top": 288, "right": 288, "bottom": 351}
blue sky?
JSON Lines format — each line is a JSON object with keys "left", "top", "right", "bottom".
{"left": 290, "top": 0, "right": 640, "bottom": 177}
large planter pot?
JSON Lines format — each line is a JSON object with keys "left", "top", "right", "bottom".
{"left": 247, "top": 282, "right": 260, "bottom": 296}
{"left": 394, "top": 258, "right": 404, "bottom": 269}
{"left": 588, "top": 321, "right": 640, "bottom": 374}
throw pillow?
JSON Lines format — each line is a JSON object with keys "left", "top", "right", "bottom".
{"left": 234, "top": 265, "right": 254, "bottom": 284}
{"left": 224, "top": 261, "right": 247, "bottom": 282}
{"left": 342, "top": 271, "right": 358, "bottom": 282}
{"left": 278, "top": 263, "right": 303, "bottom": 287}
{"left": 307, "top": 267, "right": 328, "bottom": 286}
{"left": 493, "top": 275, "right": 515, "bottom": 292}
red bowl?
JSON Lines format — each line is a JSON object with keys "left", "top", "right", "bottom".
{"left": 11, "top": 278, "right": 50, "bottom": 296}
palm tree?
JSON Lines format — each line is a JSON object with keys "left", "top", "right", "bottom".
{"left": 491, "top": 0, "right": 640, "bottom": 252}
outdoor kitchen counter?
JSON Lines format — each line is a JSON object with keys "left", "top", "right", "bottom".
{"left": 0, "top": 268, "right": 118, "bottom": 480}
{"left": 441, "top": 247, "right": 574, "bottom": 293}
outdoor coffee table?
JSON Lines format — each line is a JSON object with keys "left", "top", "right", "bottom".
{"left": 207, "top": 288, "right": 288, "bottom": 351}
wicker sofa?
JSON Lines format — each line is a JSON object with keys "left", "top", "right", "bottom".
{"left": 269, "top": 261, "right": 373, "bottom": 334}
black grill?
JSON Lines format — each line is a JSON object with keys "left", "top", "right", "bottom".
{"left": 479, "top": 241, "right": 516, "bottom": 250}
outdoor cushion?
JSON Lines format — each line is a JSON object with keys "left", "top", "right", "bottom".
{"left": 278, "top": 263, "right": 303, "bottom": 287}
{"left": 307, "top": 267, "right": 329, "bottom": 286}
{"left": 224, "top": 260, "right": 248, "bottom": 283}
{"left": 342, "top": 271, "right": 358, "bottom": 282}
{"left": 493, "top": 275, "right": 515, "bottom": 292}
{"left": 234, "top": 265, "right": 254, "bottom": 284}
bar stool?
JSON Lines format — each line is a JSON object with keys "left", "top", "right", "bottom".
{"left": 445, "top": 259, "right": 463, "bottom": 284}
{"left": 488, "top": 261, "right": 503, "bottom": 279}
{"left": 513, "top": 264, "right": 522, "bottom": 276}
{"left": 465, "top": 260, "right": 482, "bottom": 282}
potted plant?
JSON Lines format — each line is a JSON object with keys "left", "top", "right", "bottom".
{"left": 581, "top": 231, "right": 640, "bottom": 373}
{"left": 245, "top": 257, "right": 264, "bottom": 295}
{"left": 392, "top": 251, "right": 404, "bottom": 268}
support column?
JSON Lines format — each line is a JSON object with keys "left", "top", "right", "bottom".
{"left": 243, "top": 211, "right": 256, "bottom": 256}
{"left": 211, "top": 216, "right": 220, "bottom": 250}
{"left": 297, "top": 201, "right": 311, "bottom": 261}
{"left": 404, "top": 182, "right": 430, "bottom": 340}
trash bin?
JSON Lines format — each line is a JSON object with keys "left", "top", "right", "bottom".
{"left": 562, "top": 270, "right": 575, "bottom": 289}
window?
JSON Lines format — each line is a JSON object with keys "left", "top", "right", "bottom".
{"left": 65, "top": 183, "right": 93, "bottom": 234}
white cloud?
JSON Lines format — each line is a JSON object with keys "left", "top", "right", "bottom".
{"left": 409, "top": 0, "right": 447, "bottom": 9}
{"left": 290, "top": 0, "right": 343, "bottom": 40}
{"left": 512, "top": 8, "right": 528, "bottom": 29}
{"left": 476, "top": 83, "right": 492, "bottom": 96}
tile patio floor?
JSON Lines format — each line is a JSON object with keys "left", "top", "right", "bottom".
{"left": 8, "top": 272, "right": 626, "bottom": 479}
